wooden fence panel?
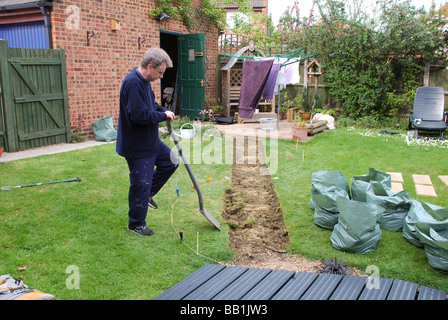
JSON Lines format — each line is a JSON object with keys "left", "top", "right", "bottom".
{"left": 0, "top": 40, "right": 70, "bottom": 152}
{"left": 0, "top": 83, "right": 5, "bottom": 149}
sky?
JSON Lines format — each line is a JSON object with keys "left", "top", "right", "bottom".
{"left": 267, "top": 0, "right": 447, "bottom": 26}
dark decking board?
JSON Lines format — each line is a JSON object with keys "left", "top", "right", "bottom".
{"left": 154, "top": 264, "right": 446, "bottom": 301}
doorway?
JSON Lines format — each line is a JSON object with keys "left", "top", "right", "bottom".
{"left": 160, "top": 31, "right": 179, "bottom": 113}
{"left": 160, "top": 31, "right": 206, "bottom": 118}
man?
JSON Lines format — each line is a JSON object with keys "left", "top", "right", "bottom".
{"left": 117, "top": 48, "right": 179, "bottom": 236}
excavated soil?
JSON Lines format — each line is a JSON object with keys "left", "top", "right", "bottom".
{"left": 223, "top": 136, "right": 363, "bottom": 275}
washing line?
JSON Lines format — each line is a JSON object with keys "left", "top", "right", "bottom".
{"left": 218, "top": 47, "right": 319, "bottom": 67}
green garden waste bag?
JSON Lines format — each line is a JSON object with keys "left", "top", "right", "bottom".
{"left": 351, "top": 168, "right": 391, "bottom": 202}
{"left": 365, "top": 182, "right": 411, "bottom": 231}
{"left": 415, "top": 223, "right": 448, "bottom": 273}
{"left": 310, "top": 171, "right": 350, "bottom": 230}
{"left": 330, "top": 197, "right": 384, "bottom": 254}
{"left": 93, "top": 116, "right": 117, "bottom": 142}
{"left": 403, "top": 200, "right": 448, "bottom": 248}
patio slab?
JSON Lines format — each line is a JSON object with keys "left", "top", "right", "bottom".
{"left": 391, "top": 182, "right": 404, "bottom": 193}
{"left": 387, "top": 172, "right": 404, "bottom": 183}
{"left": 412, "top": 174, "right": 433, "bottom": 185}
{"left": 215, "top": 119, "right": 295, "bottom": 140}
{"left": 415, "top": 184, "right": 437, "bottom": 197}
{"left": 439, "top": 175, "right": 448, "bottom": 187}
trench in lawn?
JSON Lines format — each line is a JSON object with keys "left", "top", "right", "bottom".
{"left": 220, "top": 136, "right": 364, "bottom": 275}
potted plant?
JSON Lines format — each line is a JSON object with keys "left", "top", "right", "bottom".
{"left": 209, "top": 104, "right": 224, "bottom": 119}
{"left": 279, "top": 91, "right": 295, "bottom": 121}
{"left": 278, "top": 104, "right": 289, "bottom": 120}
{"left": 206, "top": 97, "right": 224, "bottom": 119}
{"left": 291, "top": 116, "right": 308, "bottom": 141}
{"left": 298, "top": 89, "right": 312, "bottom": 121}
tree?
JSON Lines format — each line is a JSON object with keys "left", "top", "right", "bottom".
{"left": 277, "top": 0, "right": 448, "bottom": 119}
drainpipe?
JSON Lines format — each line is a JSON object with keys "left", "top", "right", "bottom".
{"left": 0, "top": 1, "right": 53, "bottom": 49}
{"left": 38, "top": 2, "right": 53, "bottom": 49}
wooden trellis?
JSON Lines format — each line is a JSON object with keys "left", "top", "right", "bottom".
{"left": 220, "top": 44, "right": 319, "bottom": 119}
{"left": 220, "top": 43, "right": 275, "bottom": 118}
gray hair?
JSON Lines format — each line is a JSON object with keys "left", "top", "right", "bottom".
{"left": 140, "top": 47, "right": 173, "bottom": 69}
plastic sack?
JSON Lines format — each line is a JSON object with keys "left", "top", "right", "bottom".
{"left": 365, "top": 182, "right": 411, "bottom": 231}
{"left": 351, "top": 168, "right": 391, "bottom": 202}
{"left": 93, "top": 115, "right": 117, "bottom": 142}
{"left": 415, "top": 224, "right": 448, "bottom": 273}
{"left": 403, "top": 200, "right": 448, "bottom": 248}
{"left": 330, "top": 197, "right": 384, "bottom": 254}
{"left": 312, "top": 113, "right": 335, "bottom": 130}
{"left": 310, "top": 171, "right": 350, "bottom": 230}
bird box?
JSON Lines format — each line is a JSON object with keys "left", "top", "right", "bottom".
{"left": 110, "top": 18, "right": 121, "bottom": 31}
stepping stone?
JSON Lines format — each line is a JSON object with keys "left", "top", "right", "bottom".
{"left": 439, "top": 175, "right": 448, "bottom": 187}
{"left": 415, "top": 184, "right": 437, "bottom": 197}
{"left": 391, "top": 182, "right": 404, "bottom": 193}
{"left": 412, "top": 174, "right": 432, "bottom": 185}
{"left": 387, "top": 172, "right": 404, "bottom": 183}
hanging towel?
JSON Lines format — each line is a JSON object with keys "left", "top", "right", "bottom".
{"left": 238, "top": 59, "right": 274, "bottom": 119}
{"left": 262, "top": 62, "right": 281, "bottom": 100}
{"left": 285, "top": 62, "right": 301, "bottom": 84}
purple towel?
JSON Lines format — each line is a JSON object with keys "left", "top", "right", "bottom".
{"left": 262, "top": 63, "right": 281, "bottom": 100}
{"left": 238, "top": 59, "right": 274, "bottom": 118}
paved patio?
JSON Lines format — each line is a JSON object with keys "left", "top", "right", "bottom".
{"left": 214, "top": 119, "right": 297, "bottom": 140}
{"left": 0, "top": 140, "right": 114, "bottom": 163}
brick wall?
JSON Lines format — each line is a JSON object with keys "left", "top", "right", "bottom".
{"left": 51, "top": 0, "right": 219, "bottom": 139}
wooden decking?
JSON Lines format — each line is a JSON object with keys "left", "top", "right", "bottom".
{"left": 154, "top": 264, "right": 446, "bottom": 301}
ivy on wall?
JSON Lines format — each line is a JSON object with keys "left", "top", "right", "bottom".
{"left": 149, "top": 0, "right": 252, "bottom": 32}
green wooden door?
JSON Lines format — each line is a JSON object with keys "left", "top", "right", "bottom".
{"left": 178, "top": 33, "right": 205, "bottom": 118}
{"left": 0, "top": 40, "right": 70, "bottom": 152}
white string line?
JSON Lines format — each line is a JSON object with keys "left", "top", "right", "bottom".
{"left": 169, "top": 192, "right": 223, "bottom": 265}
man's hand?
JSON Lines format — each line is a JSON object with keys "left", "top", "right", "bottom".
{"left": 165, "top": 111, "right": 175, "bottom": 120}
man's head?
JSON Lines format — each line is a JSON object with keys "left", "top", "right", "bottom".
{"left": 139, "top": 47, "right": 173, "bottom": 82}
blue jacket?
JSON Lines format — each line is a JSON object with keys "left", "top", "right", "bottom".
{"left": 116, "top": 67, "right": 168, "bottom": 158}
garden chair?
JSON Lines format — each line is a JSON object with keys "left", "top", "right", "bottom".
{"left": 409, "top": 86, "right": 448, "bottom": 139}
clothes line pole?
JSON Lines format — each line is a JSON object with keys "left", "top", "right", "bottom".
{"left": 277, "top": 85, "right": 280, "bottom": 130}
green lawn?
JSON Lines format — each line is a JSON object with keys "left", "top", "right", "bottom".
{"left": 0, "top": 140, "right": 233, "bottom": 299}
{"left": 0, "top": 127, "right": 447, "bottom": 299}
{"left": 270, "top": 128, "right": 448, "bottom": 292}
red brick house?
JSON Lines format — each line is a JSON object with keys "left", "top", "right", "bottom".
{"left": 222, "top": 0, "right": 268, "bottom": 35}
{"left": 0, "top": 0, "right": 221, "bottom": 140}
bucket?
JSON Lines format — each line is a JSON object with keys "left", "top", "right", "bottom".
{"left": 260, "top": 118, "right": 277, "bottom": 130}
